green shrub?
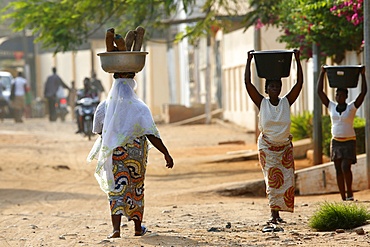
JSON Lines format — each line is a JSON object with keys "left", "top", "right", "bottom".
{"left": 309, "top": 201, "right": 370, "bottom": 231}
{"left": 354, "top": 116, "right": 366, "bottom": 128}
{"left": 321, "top": 115, "right": 332, "bottom": 157}
{"left": 354, "top": 117, "right": 366, "bottom": 154}
{"left": 291, "top": 111, "right": 313, "bottom": 141}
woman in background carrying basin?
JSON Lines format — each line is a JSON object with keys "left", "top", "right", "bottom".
{"left": 317, "top": 65, "right": 367, "bottom": 201}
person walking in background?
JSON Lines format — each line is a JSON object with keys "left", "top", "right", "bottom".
{"left": 24, "top": 84, "right": 33, "bottom": 118}
{"left": 68, "top": 81, "right": 77, "bottom": 120}
{"left": 87, "top": 72, "right": 174, "bottom": 238}
{"left": 0, "top": 78, "right": 8, "bottom": 122}
{"left": 44, "top": 67, "right": 70, "bottom": 122}
{"left": 244, "top": 49, "right": 303, "bottom": 226}
{"left": 91, "top": 72, "right": 105, "bottom": 100}
{"left": 317, "top": 66, "right": 367, "bottom": 201}
{"left": 10, "top": 71, "right": 27, "bottom": 123}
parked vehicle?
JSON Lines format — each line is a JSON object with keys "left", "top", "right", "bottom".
{"left": 75, "top": 97, "right": 99, "bottom": 140}
{"left": 0, "top": 71, "right": 14, "bottom": 119}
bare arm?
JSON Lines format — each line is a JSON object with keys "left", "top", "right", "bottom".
{"left": 354, "top": 66, "right": 367, "bottom": 108}
{"left": 59, "top": 77, "right": 70, "bottom": 91}
{"left": 244, "top": 50, "right": 263, "bottom": 109}
{"left": 146, "top": 134, "right": 174, "bottom": 169}
{"left": 317, "top": 66, "right": 329, "bottom": 107}
{"left": 286, "top": 49, "right": 304, "bottom": 105}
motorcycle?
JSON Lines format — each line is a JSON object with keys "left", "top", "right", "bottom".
{"left": 76, "top": 97, "right": 99, "bottom": 140}
{"left": 55, "top": 86, "right": 68, "bottom": 122}
{"left": 55, "top": 97, "right": 69, "bottom": 122}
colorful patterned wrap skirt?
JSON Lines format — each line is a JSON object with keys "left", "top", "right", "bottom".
{"left": 258, "top": 135, "right": 295, "bottom": 212}
{"left": 108, "top": 136, "right": 148, "bottom": 221}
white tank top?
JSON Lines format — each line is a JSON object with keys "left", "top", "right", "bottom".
{"left": 328, "top": 100, "right": 357, "bottom": 138}
{"left": 258, "top": 97, "right": 291, "bottom": 144}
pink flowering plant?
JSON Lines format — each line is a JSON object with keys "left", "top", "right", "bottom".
{"left": 330, "top": 0, "right": 364, "bottom": 26}
{"left": 247, "top": 0, "right": 364, "bottom": 63}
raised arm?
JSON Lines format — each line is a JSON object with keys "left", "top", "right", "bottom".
{"left": 244, "top": 50, "right": 263, "bottom": 109}
{"left": 59, "top": 76, "right": 70, "bottom": 91}
{"left": 146, "top": 134, "right": 174, "bottom": 169}
{"left": 354, "top": 66, "right": 368, "bottom": 108}
{"left": 317, "top": 66, "right": 329, "bottom": 107}
{"left": 286, "top": 49, "right": 303, "bottom": 105}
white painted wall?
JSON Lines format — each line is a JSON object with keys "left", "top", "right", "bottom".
{"left": 32, "top": 24, "right": 363, "bottom": 130}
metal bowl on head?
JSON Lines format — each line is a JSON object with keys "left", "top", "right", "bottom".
{"left": 97, "top": 51, "right": 148, "bottom": 73}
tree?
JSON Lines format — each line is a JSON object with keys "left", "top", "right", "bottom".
{"left": 278, "top": 0, "right": 363, "bottom": 63}
{"left": 246, "top": 0, "right": 364, "bottom": 63}
{"left": 1, "top": 0, "right": 244, "bottom": 53}
{"left": 2, "top": 0, "right": 364, "bottom": 63}
{"left": 1, "top": 0, "right": 198, "bottom": 53}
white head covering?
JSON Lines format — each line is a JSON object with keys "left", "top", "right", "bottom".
{"left": 87, "top": 78, "right": 160, "bottom": 193}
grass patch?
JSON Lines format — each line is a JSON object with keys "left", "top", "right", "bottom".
{"left": 309, "top": 201, "right": 370, "bottom": 231}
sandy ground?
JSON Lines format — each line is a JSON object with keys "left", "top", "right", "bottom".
{"left": 1, "top": 117, "right": 370, "bottom": 247}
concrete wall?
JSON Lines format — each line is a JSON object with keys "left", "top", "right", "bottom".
{"left": 36, "top": 49, "right": 110, "bottom": 99}
{"left": 296, "top": 154, "right": 367, "bottom": 195}
{"left": 141, "top": 41, "right": 171, "bottom": 119}
{"left": 162, "top": 103, "right": 221, "bottom": 124}
{"left": 221, "top": 28, "right": 254, "bottom": 129}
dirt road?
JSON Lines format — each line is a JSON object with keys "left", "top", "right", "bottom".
{"left": 1, "top": 118, "right": 370, "bottom": 246}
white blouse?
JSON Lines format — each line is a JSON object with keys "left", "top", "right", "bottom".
{"left": 328, "top": 100, "right": 357, "bottom": 138}
{"left": 258, "top": 97, "right": 291, "bottom": 144}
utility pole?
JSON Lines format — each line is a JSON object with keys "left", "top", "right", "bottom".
{"left": 312, "top": 43, "right": 323, "bottom": 165}
{"left": 364, "top": 0, "right": 370, "bottom": 188}
{"left": 253, "top": 28, "right": 261, "bottom": 142}
{"left": 205, "top": 34, "right": 212, "bottom": 124}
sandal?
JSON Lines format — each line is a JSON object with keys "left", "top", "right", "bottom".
{"left": 266, "top": 218, "right": 278, "bottom": 224}
{"left": 135, "top": 225, "right": 148, "bottom": 236}
{"left": 262, "top": 225, "right": 284, "bottom": 233}
{"left": 267, "top": 217, "right": 286, "bottom": 224}
{"left": 107, "top": 230, "right": 120, "bottom": 239}
{"left": 277, "top": 217, "right": 286, "bottom": 223}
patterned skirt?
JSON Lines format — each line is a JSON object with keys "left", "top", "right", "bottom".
{"left": 108, "top": 136, "right": 148, "bottom": 221}
{"left": 11, "top": 95, "right": 25, "bottom": 110}
{"left": 258, "top": 135, "right": 295, "bottom": 212}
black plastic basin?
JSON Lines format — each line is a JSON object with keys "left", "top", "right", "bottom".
{"left": 252, "top": 50, "right": 294, "bottom": 80}
{"left": 324, "top": 65, "right": 363, "bottom": 88}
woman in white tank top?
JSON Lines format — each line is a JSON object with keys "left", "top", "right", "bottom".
{"left": 244, "top": 49, "right": 303, "bottom": 227}
{"left": 317, "top": 66, "right": 367, "bottom": 201}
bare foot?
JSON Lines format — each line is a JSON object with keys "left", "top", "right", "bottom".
{"left": 134, "top": 225, "right": 148, "bottom": 236}
{"left": 107, "top": 230, "right": 120, "bottom": 238}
